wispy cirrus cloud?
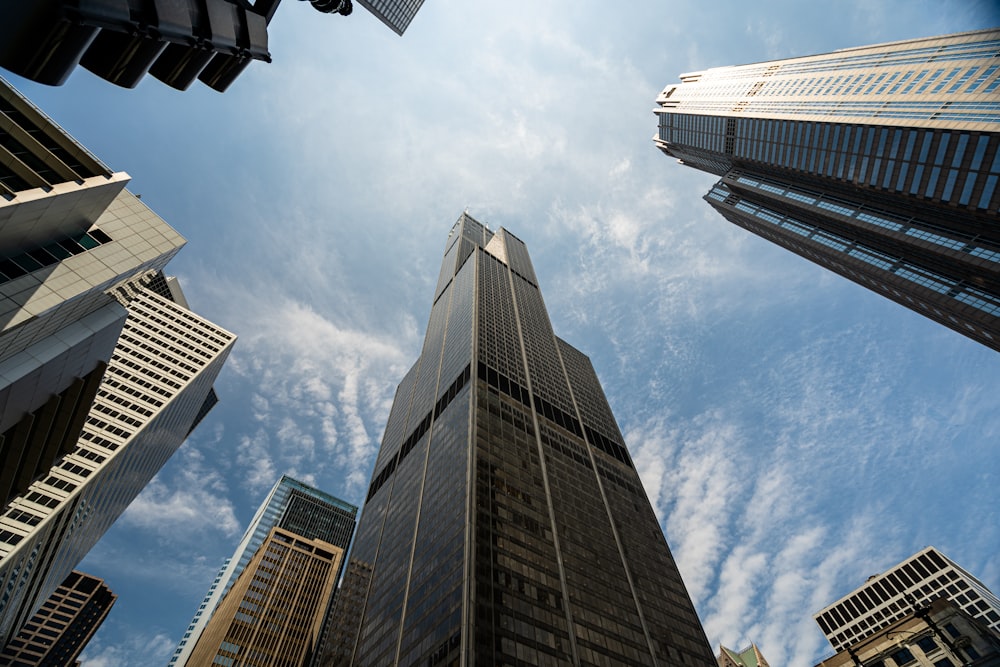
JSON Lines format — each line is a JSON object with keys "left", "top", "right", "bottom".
{"left": 120, "top": 429, "right": 240, "bottom": 540}
{"left": 80, "top": 631, "right": 175, "bottom": 667}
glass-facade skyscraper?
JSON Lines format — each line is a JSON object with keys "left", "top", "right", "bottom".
{"left": 654, "top": 29, "right": 1000, "bottom": 352}
{"left": 316, "top": 214, "right": 714, "bottom": 666}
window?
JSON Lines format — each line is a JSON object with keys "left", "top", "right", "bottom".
{"left": 915, "top": 636, "right": 937, "bottom": 653}
{"left": 890, "top": 647, "right": 915, "bottom": 665}
{"left": 932, "top": 660, "right": 954, "bottom": 667}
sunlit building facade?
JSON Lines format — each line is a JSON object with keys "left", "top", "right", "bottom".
{"left": 0, "top": 76, "right": 183, "bottom": 510}
{"left": 171, "top": 475, "right": 357, "bottom": 667}
{"left": 0, "top": 76, "right": 235, "bottom": 645}
{"left": 0, "top": 270, "right": 235, "bottom": 645}
{"left": 317, "top": 214, "right": 714, "bottom": 666}
{"left": 813, "top": 546, "right": 1000, "bottom": 653}
{"left": 813, "top": 599, "right": 1000, "bottom": 667}
{"left": 186, "top": 527, "right": 344, "bottom": 667}
{"left": 654, "top": 29, "right": 1000, "bottom": 352}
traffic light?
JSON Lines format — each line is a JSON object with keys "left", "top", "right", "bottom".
{"left": 0, "top": 0, "right": 330, "bottom": 92}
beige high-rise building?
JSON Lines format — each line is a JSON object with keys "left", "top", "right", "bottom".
{"left": 186, "top": 526, "right": 344, "bottom": 667}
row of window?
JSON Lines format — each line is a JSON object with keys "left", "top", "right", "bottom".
{"left": 0, "top": 228, "right": 112, "bottom": 284}
{"left": 737, "top": 64, "right": 1000, "bottom": 100}
{"left": 717, "top": 188, "right": 1000, "bottom": 319}
{"left": 700, "top": 37, "right": 1000, "bottom": 82}
{"left": 730, "top": 172, "right": 1000, "bottom": 262}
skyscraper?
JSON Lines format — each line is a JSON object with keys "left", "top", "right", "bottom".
{"left": 170, "top": 475, "right": 357, "bottom": 667}
{"left": 654, "top": 29, "right": 1000, "bottom": 352}
{"left": 186, "top": 526, "right": 344, "bottom": 667}
{"left": 812, "top": 546, "right": 1000, "bottom": 654}
{"left": 0, "top": 76, "right": 236, "bottom": 645}
{"left": 0, "top": 570, "right": 116, "bottom": 665}
{"left": 317, "top": 214, "right": 714, "bottom": 666}
{"left": 0, "top": 270, "right": 236, "bottom": 645}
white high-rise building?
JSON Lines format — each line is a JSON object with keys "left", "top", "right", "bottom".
{"left": 0, "top": 271, "right": 235, "bottom": 643}
{"left": 0, "top": 76, "right": 236, "bottom": 644}
{"left": 813, "top": 546, "right": 1000, "bottom": 653}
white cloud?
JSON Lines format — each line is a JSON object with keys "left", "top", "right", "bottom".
{"left": 121, "top": 440, "right": 240, "bottom": 540}
{"left": 80, "top": 631, "right": 174, "bottom": 667}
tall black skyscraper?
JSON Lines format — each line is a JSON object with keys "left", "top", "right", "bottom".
{"left": 317, "top": 214, "right": 714, "bottom": 666}
{"left": 654, "top": 29, "right": 1000, "bottom": 352}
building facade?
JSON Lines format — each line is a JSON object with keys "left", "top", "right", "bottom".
{"left": 355, "top": 0, "right": 426, "bottom": 35}
{"left": 654, "top": 29, "right": 1000, "bottom": 352}
{"left": 0, "top": 569, "right": 116, "bottom": 665}
{"left": 186, "top": 526, "right": 344, "bottom": 667}
{"left": 813, "top": 547, "right": 1000, "bottom": 654}
{"left": 0, "top": 271, "right": 235, "bottom": 645}
{"left": 0, "top": 76, "right": 236, "bottom": 645}
{"left": 316, "top": 214, "right": 714, "bottom": 666}
{"left": 170, "top": 475, "right": 357, "bottom": 667}
{"left": 813, "top": 597, "right": 1000, "bottom": 667}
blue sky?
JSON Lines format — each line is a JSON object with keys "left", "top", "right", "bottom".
{"left": 7, "top": 0, "right": 1000, "bottom": 664}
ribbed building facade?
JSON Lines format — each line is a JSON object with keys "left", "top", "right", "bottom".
{"left": 356, "top": 0, "right": 426, "bottom": 35}
{"left": 654, "top": 29, "right": 1000, "bottom": 352}
{"left": 317, "top": 214, "right": 714, "bottom": 666}
{"left": 170, "top": 476, "right": 357, "bottom": 667}
{"left": 0, "top": 76, "right": 235, "bottom": 645}
{"left": 0, "top": 271, "right": 235, "bottom": 645}
{"left": 186, "top": 527, "right": 344, "bottom": 667}
{"left": 813, "top": 546, "right": 1000, "bottom": 653}
{"left": 0, "top": 570, "right": 115, "bottom": 665}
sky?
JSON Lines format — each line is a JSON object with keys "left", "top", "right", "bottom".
{"left": 5, "top": 0, "right": 1000, "bottom": 665}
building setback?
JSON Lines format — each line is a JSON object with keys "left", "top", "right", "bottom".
{"left": 813, "top": 546, "right": 1000, "bottom": 654}
{"left": 654, "top": 29, "right": 1000, "bottom": 352}
{"left": 171, "top": 476, "right": 357, "bottom": 667}
{"left": 0, "top": 570, "right": 115, "bottom": 665}
{"left": 315, "top": 214, "right": 714, "bottom": 666}
{"left": 0, "top": 76, "right": 235, "bottom": 645}
{"left": 186, "top": 527, "right": 344, "bottom": 667}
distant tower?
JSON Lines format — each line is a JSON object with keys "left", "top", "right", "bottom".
{"left": 717, "top": 643, "right": 770, "bottom": 667}
{"left": 813, "top": 546, "right": 1000, "bottom": 652}
{"left": 654, "top": 29, "right": 1000, "bottom": 352}
{"left": 0, "top": 76, "right": 235, "bottom": 645}
{"left": 0, "top": 570, "right": 115, "bottom": 665}
{"left": 170, "top": 476, "right": 357, "bottom": 666}
{"left": 316, "top": 214, "right": 715, "bottom": 666}
{"left": 185, "top": 526, "right": 344, "bottom": 667}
